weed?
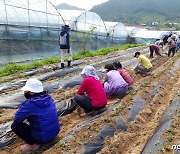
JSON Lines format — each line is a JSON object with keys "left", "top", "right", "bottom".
{"left": 58, "top": 140, "right": 66, "bottom": 148}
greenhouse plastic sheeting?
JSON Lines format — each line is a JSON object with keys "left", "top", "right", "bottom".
{"left": 133, "top": 30, "right": 169, "bottom": 39}
{"left": 70, "top": 11, "right": 107, "bottom": 36}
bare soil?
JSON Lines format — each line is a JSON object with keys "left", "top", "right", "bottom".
{"left": 0, "top": 48, "right": 180, "bottom": 154}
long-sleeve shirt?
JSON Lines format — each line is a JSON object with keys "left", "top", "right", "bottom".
{"left": 104, "top": 70, "right": 128, "bottom": 95}
{"left": 169, "top": 39, "right": 176, "bottom": 49}
{"left": 77, "top": 77, "right": 107, "bottom": 107}
{"left": 14, "top": 93, "right": 60, "bottom": 143}
{"left": 59, "top": 32, "right": 70, "bottom": 49}
{"left": 117, "top": 68, "right": 133, "bottom": 86}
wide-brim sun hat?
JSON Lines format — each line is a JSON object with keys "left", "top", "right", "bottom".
{"left": 21, "top": 78, "right": 43, "bottom": 93}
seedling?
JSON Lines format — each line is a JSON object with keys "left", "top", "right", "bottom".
{"left": 155, "top": 141, "right": 160, "bottom": 146}
{"left": 104, "top": 117, "right": 110, "bottom": 122}
{"left": 158, "top": 146, "right": 165, "bottom": 153}
{"left": 166, "top": 135, "right": 172, "bottom": 142}
{"left": 58, "top": 140, "right": 66, "bottom": 148}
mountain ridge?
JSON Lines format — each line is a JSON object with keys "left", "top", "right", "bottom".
{"left": 55, "top": 3, "right": 85, "bottom": 10}
{"left": 90, "top": 0, "right": 180, "bottom": 24}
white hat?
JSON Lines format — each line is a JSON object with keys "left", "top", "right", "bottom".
{"left": 21, "top": 78, "right": 43, "bottom": 93}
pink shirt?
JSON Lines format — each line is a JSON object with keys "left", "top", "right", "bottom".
{"left": 77, "top": 77, "right": 107, "bottom": 107}
{"left": 169, "top": 39, "right": 176, "bottom": 49}
{"left": 118, "top": 68, "right": 133, "bottom": 86}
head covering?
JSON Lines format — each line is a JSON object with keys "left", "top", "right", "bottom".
{"left": 134, "top": 52, "right": 140, "bottom": 57}
{"left": 81, "top": 65, "right": 99, "bottom": 80}
{"left": 21, "top": 78, "right": 43, "bottom": 93}
{"left": 167, "top": 37, "right": 172, "bottom": 42}
{"left": 60, "top": 25, "right": 70, "bottom": 36}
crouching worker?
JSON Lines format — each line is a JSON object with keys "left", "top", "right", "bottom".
{"left": 149, "top": 44, "right": 161, "bottom": 58}
{"left": 104, "top": 64, "right": 129, "bottom": 98}
{"left": 11, "top": 78, "right": 60, "bottom": 152}
{"left": 74, "top": 65, "right": 107, "bottom": 116}
{"left": 133, "top": 52, "right": 153, "bottom": 77}
{"left": 113, "top": 61, "right": 133, "bottom": 87}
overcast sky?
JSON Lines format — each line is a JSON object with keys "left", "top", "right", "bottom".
{"left": 49, "top": 0, "right": 108, "bottom": 10}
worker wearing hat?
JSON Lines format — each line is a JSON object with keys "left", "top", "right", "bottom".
{"left": 11, "top": 78, "right": 60, "bottom": 152}
{"left": 59, "top": 25, "right": 72, "bottom": 69}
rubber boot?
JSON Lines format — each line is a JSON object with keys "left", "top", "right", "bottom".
{"left": 68, "top": 60, "right": 71, "bottom": 67}
{"left": 61, "top": 63, "right": 64, "bottom": 69}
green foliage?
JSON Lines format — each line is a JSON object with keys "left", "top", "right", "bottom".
{"left": 0, "top": 63, "right": 23, "bottom": 76}
{"left": 0, "top": 43, "right": 144, "bottom": 77}
{"left": 71, "top": 27, "right": 96, "bottom": 52}
{"left": 91, "top": 0, "right": 180, "bottom": 24}
{"left": 0, "top": 57, "right": 60, "bottom": 77}
{"left": 58, "top": 140, "right": 66, "bottom": 148}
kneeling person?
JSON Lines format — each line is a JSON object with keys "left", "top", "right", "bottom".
{"left": 74, "top": 66, "right": 107, "bottom": 116}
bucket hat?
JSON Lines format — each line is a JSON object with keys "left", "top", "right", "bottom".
{"left": 21, "top": 78, "right": 43, "bottom": 93}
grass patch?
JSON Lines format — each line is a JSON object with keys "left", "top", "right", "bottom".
{"left": 0, "top": 44, "right": 144, "bottom": 77}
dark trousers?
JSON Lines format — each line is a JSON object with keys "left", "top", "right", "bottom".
{"left": 11, "top": 122, "right": 38, "bottom": 145}
{"left": 74, "top": 94, "right": 105, "bottom": 113}
{"left": 168, "top": 47, "right": 176, "bottom": 57}
{"left": 114, "top": 86, "right": 128, "bottom": 99}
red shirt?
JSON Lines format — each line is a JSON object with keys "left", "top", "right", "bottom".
{"left": 117, "top": 68, "right": 133, "bottom": 86}
{"left": 77, "top": 77, "right": 107, "bottom": 107}
{"left": 150, "top": 44, "right": 160, "bottom": 51}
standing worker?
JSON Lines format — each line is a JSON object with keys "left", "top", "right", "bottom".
{"left": 59, "top": 25, "right": 72, "bottom": 69}
{"left": 167, "top": 37, "right": 176, "bottom": 57}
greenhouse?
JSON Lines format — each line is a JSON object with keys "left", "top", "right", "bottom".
{"left": 69, "top": 11, "right": 112, "bottom": 52}
{"left": 1, "top": 0, "right": 175, "bottom": 67}
{"left": 70, "top": 11, "right": 107, "bottom": 35}
{"left": 69, "top": 12, "right": 130, "bottom": 52}
{"left": 57, "top": 9, "right": 85, "bottom": 26}
{"left": 126, "top": 26, "right": 141, "bottom": 37}
{"left": 132, "top": 30, "right": 171, "bottom": 44}
{"left": 0, "top": 0, "right": 65, "bottom": 67}
{"left": 105, "top": 21, "right": 128, "bottom": 43}
{"left": 0, "top": 3, "right": 130, "bottom": 67}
